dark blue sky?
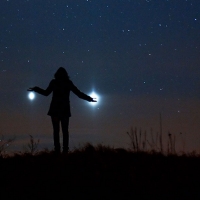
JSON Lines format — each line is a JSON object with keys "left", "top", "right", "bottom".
{"left": 0, "top": 0, "right": 200, "bottom": 153}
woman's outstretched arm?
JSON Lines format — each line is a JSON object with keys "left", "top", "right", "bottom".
{"left": 28, "top": 80, "right": 54, "bottom": 96}
{"left": 70, "top": 81, "right": 97, "bottom": 102}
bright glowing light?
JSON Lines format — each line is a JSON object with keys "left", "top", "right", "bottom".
{"left": 28, "top": 92, "right": 35, "bottom": 100}
{"left": 88, "top": 91, "right": 99, "bottom": 106}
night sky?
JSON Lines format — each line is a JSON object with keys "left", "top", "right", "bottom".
{"left": 0, "top": 0, "right": 200, "bottom": 153}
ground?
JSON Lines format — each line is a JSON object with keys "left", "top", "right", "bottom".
{"left": 1, "top": 144, "right": 200, "bottom": 200}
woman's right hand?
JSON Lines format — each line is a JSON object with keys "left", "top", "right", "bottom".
{"left": 27, "top": 87, "right": 37, "bottom": 91}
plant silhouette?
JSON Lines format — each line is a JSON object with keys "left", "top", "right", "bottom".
{"left": 28, "top": 67, "right": 97, "bottom": 153}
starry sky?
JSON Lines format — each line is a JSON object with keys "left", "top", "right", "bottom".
{"left": 0, "top": 0, "right": 200, "bottom": 153}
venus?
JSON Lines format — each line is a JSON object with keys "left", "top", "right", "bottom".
{"left": 88, "top": 91, "right": 99, "bottom": 106}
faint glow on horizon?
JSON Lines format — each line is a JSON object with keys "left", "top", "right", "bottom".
{"left": 28, "top": 92, "right": 35, "bottom": 100}
{"left": 88, "top": 91, "right": 99, "bottom": 106}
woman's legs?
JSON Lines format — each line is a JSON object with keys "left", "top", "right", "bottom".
{"left": 61, "top": 117, "right": 69, "bottom": 152}
{"left": 51, "top": 116, "right": 61, "bottom": 153}
{"left": 51, "top": 116, "right": 69, "bottom": 153}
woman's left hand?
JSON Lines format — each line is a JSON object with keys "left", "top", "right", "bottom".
{"left": 90, "top": 98, "right": 97, "bottom": 102}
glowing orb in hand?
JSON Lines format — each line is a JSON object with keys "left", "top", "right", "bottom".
{"left": 89, "top": 91, "right": 99, "bottom": 106}
{"left": 28, "top": 92, "right": 35, "bottom": 100}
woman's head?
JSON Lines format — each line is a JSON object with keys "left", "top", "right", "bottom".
{"left": 54, "top": 67, "right": 70, "bottom": 80}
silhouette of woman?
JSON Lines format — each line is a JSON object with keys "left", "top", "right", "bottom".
{"left": 28, "top": 67, "right": 96, "bottom": 153}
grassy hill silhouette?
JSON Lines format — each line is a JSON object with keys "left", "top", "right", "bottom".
{"left": 1, "top": 143, "right": 200, "bottom": 200}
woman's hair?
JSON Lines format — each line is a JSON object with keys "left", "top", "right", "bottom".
{"left": 54, "top": 67, "right": 70, "bottom": 81}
